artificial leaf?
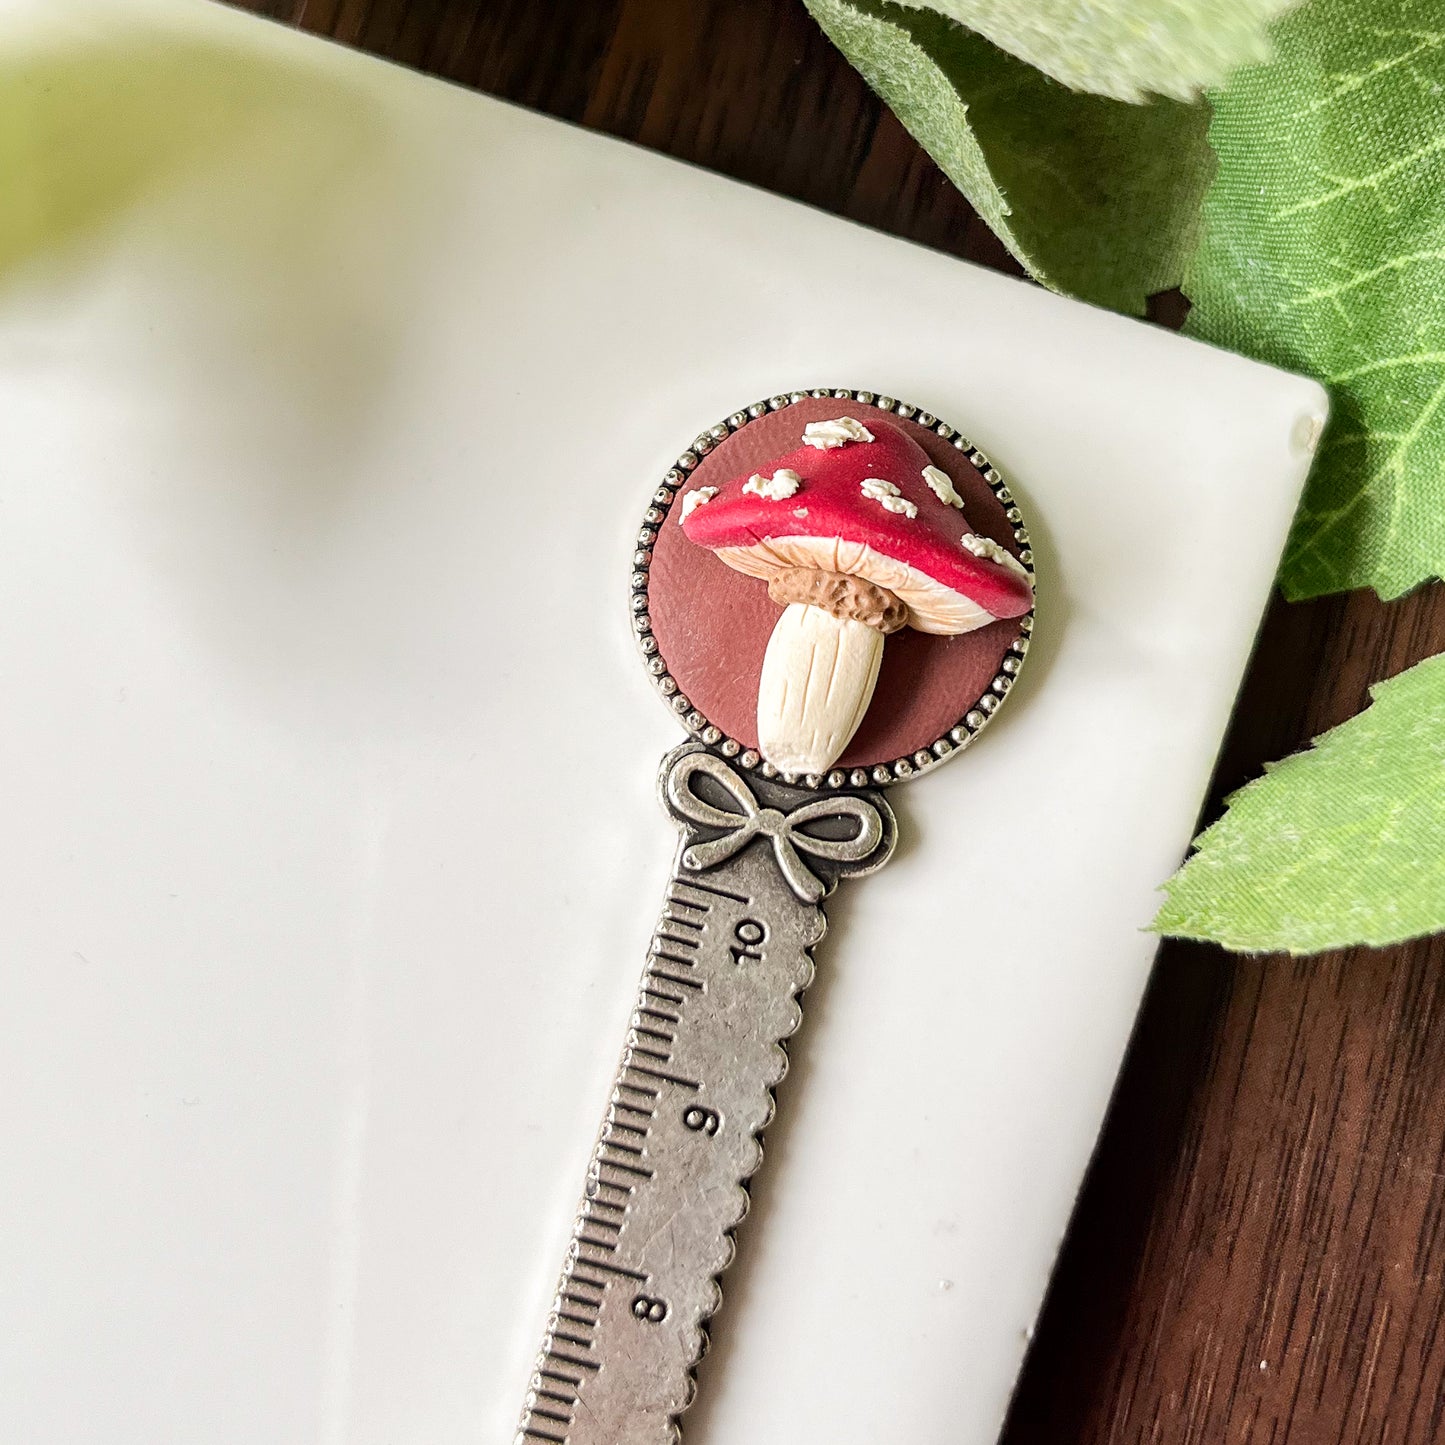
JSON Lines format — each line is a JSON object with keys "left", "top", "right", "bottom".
{"left": 805, "top": 0, "right": 1213, "bottom": 314}
{"left": 1185, "top": 0, "right": 1445, "bottom": 600}
{"left": 1155, "top": 654, "right": 1445, "bottom": 954}
{"left": 891, "top": 0, "right": 1298, "bottom": 103}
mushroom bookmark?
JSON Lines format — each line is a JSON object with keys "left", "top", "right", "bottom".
{"left": 517, "top": 390, "right": 1035, "bottom": 1445}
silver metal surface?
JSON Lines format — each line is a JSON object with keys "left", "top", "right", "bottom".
{"left": 516, "top": 745, "right": 895, "bottom": 1445}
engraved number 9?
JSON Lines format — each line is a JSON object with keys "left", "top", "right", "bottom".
{"left": 683, "top": 1105, "right": 721, "bottom": 1136}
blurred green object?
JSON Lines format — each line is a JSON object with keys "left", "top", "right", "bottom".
{"left": 1155, "top": 654, "right": 1445, "bottom": 953}
{"left": 805, "top": 0, "right": 1213, "bottom": 314}
{"left": 884, "top": 0, "right": 1297, "bottom": 102}
{"left": 1186, "top": 0, "right": 1445, "bottom": 601}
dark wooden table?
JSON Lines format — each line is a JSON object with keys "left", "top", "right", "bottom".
{"left": 234, "top": 3, "right": 1445, "bottom": 1439}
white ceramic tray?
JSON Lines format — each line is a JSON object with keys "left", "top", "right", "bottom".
{"left": 0, "top": 2, "right": 1326, "bottom": 1441}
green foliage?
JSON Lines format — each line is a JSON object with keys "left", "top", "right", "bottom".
{"left": 1185, "top": 0, "right": 1445, "bottom": 601}
{"left": 892, "top": 0, "right": 1298, "bottom": 102}
{"left": 1155, "top": 655, "right": 1445, "bottom": 953}
{"left": 805, "top": 0, "right": 1213, "bottom": 314}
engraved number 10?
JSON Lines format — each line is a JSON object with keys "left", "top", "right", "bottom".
{"left": 730, "top": 918, "right": 767, "bottom": 966}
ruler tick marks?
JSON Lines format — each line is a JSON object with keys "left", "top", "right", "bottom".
{"left": 664, "top": 889, "right": 710, "bottom": 912}
{"left": 647, "top": 969, "right": 702, "bottom": 991}
{"left": 611, "top": 1103, "right": 654, "bottom": 1120}
{"left": 518, "top": 758, "right": 900, "bottom": 1445}
{"left": 546, "top": 1351, "right": 600, "bottom": 1374}
{"left": 627, "top": 1064, "right": 700, "bottom": 1090}
{"left": 551, "top": 1330, "right": 594, "bottom": 1349}
{"left": 599, "top": 1159, "right": 653, "bottom": 1178}
{"left": 670, "top": 877, "right": 751, "bottom": 906}
{"left": 575, "top": 1258, "right": 647, "bottom": 1282}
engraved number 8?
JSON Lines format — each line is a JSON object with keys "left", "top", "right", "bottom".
{"left": 632, "top": 1295, "right": 669, "bottom": 1323}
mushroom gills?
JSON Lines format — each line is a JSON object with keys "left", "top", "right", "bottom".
{"left": 756, "top": 603, "right": 885, "bottom": 777}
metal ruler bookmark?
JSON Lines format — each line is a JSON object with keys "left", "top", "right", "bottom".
{"left": 518, "top": 747, "right": 895, "bottom": 1445}
{"left": 515, "top": 387, "right": 1036, "bottom": 1445}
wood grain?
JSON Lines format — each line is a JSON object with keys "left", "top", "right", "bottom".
{"left": 230, "top": 2, "right": 1445, "bottom": 1439}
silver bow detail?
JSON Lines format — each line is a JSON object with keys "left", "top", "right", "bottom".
{"left": 664, "top": 751, "right": 885, "bottom": 905}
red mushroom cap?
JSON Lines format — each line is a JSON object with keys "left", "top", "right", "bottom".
{"left": 678, "top": 418, "right": 1033, "bottom": 632}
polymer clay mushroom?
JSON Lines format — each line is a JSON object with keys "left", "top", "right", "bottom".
{"left": 678, "top": 416, "right": 1034, "bottom": 776}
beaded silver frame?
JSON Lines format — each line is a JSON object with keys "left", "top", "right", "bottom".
{"left": 631, "top": 387, "right": 1036, "bottom": 789}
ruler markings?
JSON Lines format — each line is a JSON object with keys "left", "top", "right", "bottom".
{"left": 646, "top": 968, "right": 701, "bottom": 991}
{"left": 574, "top": 1257, "right": 647, "bottom": 1282}
{"left": 580, "top": 1216, "right": 623, "bottom": 1236}
{"left": 625, "top": 1063, "right": 699, "bottom": 1091}
{"left": 521, "top": 803, "right": 859, "bottom": 1445}
{"left": 550, "top": 1330, "right": 594, "bottom": 1350}
{"left": 598, "top": 1158, "right": 653, "bottom": 1178}
{"left": 611, "top": 1103, "right": 654, "bottom": 1120}
{"left": 663, "top": 890, "right": 711, "bottom": 913}
{"left": 601, "top": 1138, "right": 645, "bottom": 1157}
{"left": 576, "top": 1236, "right": 618, "bottom": 1254}
{"left": 668, "top": 876, "right": 751, "bottom": 906}
{"left": 545, "top": 1351, "right": 600, "bottom": 1374}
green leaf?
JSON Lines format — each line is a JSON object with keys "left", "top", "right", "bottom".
{"left": 805, "top": 0, "right": 1214, "bottom": 314}
{"left": 893, "top": 0, "right": 1299, "bottom": 102}
{"left": 1155, "top": 654, "right": 1445, "bottom": 953}
{"left": 1185, "top": 0, "right": 1445, "bottom": 601}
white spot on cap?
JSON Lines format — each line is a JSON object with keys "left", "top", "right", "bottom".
{"left": 922, "top": 464, "right": 965, "bottom": 508}
{"left": 803, "top": 417, "right": 874, "bottom": 449}
{"left": 742, "top": 468, "right": 802, "bottom": 501}
{"left": 679, "top": 487, "right": 717, "bottom": 522}
{"left": 962, "top": 531, "right": 1030, "bottom": 578}
{"left": 861, "top": 477, "right": 918, "bottom": 518}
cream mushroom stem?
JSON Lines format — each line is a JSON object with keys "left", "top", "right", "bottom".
{"left": 756, "top": 568, "right": 907, "bottom": 777}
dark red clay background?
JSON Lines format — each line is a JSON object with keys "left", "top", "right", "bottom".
{"left": 647, "top": 397, "right": 1029, "bottom": 770}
